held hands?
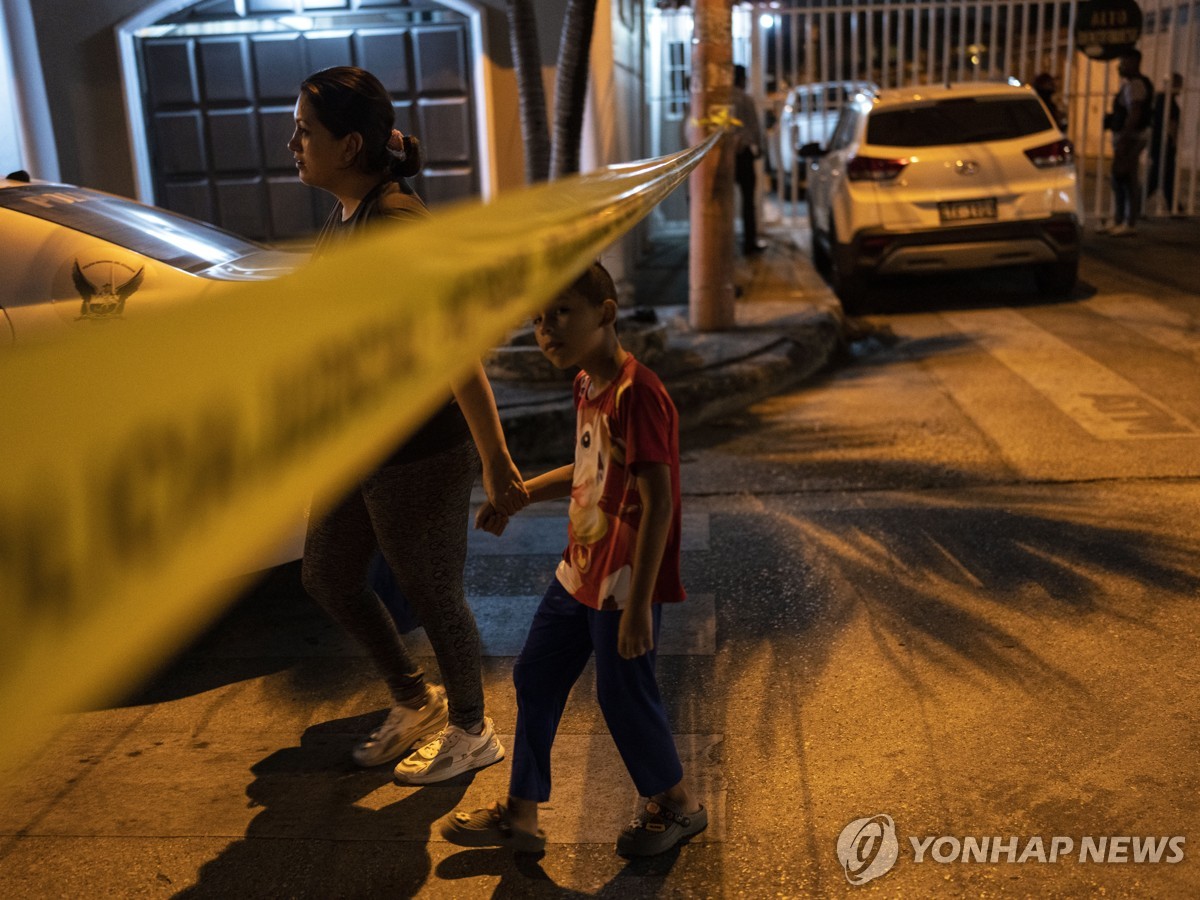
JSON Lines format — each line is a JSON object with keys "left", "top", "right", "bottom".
{"left": 474, "top": 501, "right": 509, "bottom": 536}
{"left": 617, "top": 603, "right": 654, "bottom": 659}
{"left": 482, "top": 452, "right": 528, "bottom": 517}
{"left": 476, "top": 453, "right": 527, "bottom": 537}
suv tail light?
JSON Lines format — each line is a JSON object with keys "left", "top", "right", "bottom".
{"left": 1025, "top": 139, "right": 1075, "bottom": 168}
{"left": 847, "top": 155, "right": 909, "bottom": 181}
{"left": 860, "top": 235, "right": 893, "bottom": 257}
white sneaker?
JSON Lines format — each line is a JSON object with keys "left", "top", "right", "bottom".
{"left": 1109, "top": 223, "right": 1137, "bottom": 237}
{"left": 1094, "top": 223, "right": 1113, "bottom": 234}
{"left": 352, "top": 685, "right": 448, "bottom": 767}
{"left": 393, "top": 717, "right": 505, "bottom": 784}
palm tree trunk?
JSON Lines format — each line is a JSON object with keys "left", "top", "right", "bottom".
{"left": 506, "top": 0, "right": 550, "bottom": 183}
{"left": 550, "top": 0, "right": 597, "bottom": 179}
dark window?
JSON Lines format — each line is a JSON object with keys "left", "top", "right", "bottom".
{"left": 867, "top": 97, "right": 1053, "bottom": 147}
{"left": 666, "top": 40, "right": 690, "bottom": 120}
{"left": 1, "top": 185, "right": 263, "bottom": 272}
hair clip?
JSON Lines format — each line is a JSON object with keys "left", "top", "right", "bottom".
{"left": 387, "top": 129, "right": 407, "bottom": 162}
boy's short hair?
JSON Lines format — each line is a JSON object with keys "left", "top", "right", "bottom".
{"left": 566, "top": 261, "right": 617, "bottom": 308}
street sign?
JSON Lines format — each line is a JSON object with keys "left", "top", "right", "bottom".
{"left": 1076, "top": 0, "right": 1143, "bottom": 60}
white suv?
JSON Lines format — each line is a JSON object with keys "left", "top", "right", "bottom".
{"left": 802, "top": 82, "right": 1082, "bottom": 312}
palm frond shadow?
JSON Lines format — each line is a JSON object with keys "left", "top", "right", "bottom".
{"left": 684, "top": 421, "right": 1010, "bottom": 496}
{"left": 711, "top": 494, "right": 1200, "bottom": 695}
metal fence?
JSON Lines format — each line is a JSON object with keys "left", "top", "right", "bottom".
{"left": 751, "top": 0, "right": 1199, "bottom": 225}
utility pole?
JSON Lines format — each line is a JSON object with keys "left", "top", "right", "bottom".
{"left": 687, "top": 0, "right": 735, "bottom": 331}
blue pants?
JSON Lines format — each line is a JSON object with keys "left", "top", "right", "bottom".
{"left": 509, "top": 579, "right": 684, "bottom": 803}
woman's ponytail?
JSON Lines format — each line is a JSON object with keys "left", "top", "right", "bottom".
{"left": 387, "top": 130, "right": 423, "bottom": 179}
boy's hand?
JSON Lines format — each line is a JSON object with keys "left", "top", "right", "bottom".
{"left": 474, "top": 501, "right": 510, "bottom": 537}
{"left": 483, "top": 454, "right": 529, "bottom": 516}
{"left": 617, "top": 604, "right": 654, "bottom": 659}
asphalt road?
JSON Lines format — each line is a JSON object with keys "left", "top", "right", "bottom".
{"left": 676, "top": 245, "right": 1200, "bottom": 895}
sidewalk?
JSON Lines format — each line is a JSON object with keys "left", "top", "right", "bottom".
{"left": 1080, "top": 215, "right": 1200, "bottom": 296}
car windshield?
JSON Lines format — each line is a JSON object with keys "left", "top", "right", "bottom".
{"left": 0, "top": 184, "right": 265, "bottom": 272}
{"left": 867, "top": 97, "right": 1052, "bottom": 147}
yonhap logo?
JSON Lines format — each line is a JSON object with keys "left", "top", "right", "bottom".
{"left": 836, "top": 813, "right": 1186, "bottom": 887}
{"left": 838, "top": 814, "right": 899, "bottom": 885}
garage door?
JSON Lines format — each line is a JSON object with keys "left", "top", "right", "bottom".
{"left": 134, "top": 0, "right": 479, "bottom": 241}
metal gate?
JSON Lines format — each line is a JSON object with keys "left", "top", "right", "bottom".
{"left": 123, "top": 0, "right": 480, "bottom": 242}
{"left": 752, "top": 0, "right": 1199, "bottom": 225}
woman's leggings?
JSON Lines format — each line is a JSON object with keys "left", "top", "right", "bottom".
{"left": 300, "top": 439, "right": 484, "bottom": 729}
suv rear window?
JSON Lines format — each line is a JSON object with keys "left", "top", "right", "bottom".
{"left": 0, "top": 184, "right": 263, "bottom": 272}
{"left": 866, "top": 97, "right": 1052, "bottom": 147}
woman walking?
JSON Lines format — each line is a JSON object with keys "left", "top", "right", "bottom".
{"left": 290, "top": 66, "right": 526, "bottom": 782}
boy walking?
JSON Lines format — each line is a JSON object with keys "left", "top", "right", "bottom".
{"left": 440, "top": 262, "right": 706, "bottom": 856}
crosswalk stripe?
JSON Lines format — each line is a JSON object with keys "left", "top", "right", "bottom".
{"left": 943, "top": 308, "right": 1199, "bottom": 440}
{"left": 1087, "top": 293, "right": 1200, "bottom": 365}
{"left": 404, "top": 593, "right": 717, "bottom": 657}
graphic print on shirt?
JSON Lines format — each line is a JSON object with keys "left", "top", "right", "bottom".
{"left": 557, "top": 395, "right": 634, "bottom": 610}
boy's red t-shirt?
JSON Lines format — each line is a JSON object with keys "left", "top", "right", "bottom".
{"left": 555, "top": 353, "right": 686, "bottom": 610}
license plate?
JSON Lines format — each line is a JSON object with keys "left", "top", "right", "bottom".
{"left": 938, "top": 198, "right": 997, "bottom": 222}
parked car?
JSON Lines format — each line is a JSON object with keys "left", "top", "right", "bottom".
{"left": 801, "top": 82, "right": 1082, "bottom": 312}
{"left": 1, "top": 175, "right": 309, "bottom": 565}
{"left": 775, "top": 81, "right": 876, "bottom": 188}
{"left": 0, "top": 176, "right": 301, "bottom": 345}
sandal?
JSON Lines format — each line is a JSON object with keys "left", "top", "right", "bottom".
{"left": 439, "top": 801, "right": 547, "bottom": 853}
{"left": 616, "top": 799, "right": 708, "bottom": 857}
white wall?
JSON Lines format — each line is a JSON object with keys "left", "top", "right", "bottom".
{"left": 0, "top": 5, "right": 21, "bottom": 174}
{"left": 0, "top": 0, "right": 59, "bottom": 180}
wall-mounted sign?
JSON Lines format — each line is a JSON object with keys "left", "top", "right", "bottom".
{"left": 1076, "top": 0, "right": 1143, "bottom": 60}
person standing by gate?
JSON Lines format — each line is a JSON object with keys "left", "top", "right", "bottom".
{"left": 732, "top": 64, "right": 766, "bottom": 255}
{"left": 1148, "top": 72, "right": 1183, "bottom": 215}
{"left": 1033, "top": 72, "right": 1066, "bottom": 131}
{"left": 1100, "top": 49, "right": 1154, "bottom": 237}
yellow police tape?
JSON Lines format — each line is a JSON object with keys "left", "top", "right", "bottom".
{"left": 692, "top": 106, "right": 742, "bottom": 130}
{"left": 0, "top": 133, "right": 720, "bottom": 771}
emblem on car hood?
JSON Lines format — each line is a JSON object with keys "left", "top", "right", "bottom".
{"left": 72, "top": 259, "right": 144, "bottom": 320}
{"left": 955, "top": 160, "right": 980, "bottom": 176}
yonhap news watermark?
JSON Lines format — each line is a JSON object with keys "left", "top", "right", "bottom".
{"left": 837, "top": 814, "right": 1187, "bottom": 886}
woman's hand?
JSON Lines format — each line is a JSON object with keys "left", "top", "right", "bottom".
{"left": 483, "top": 452, "right": 529, "bottom": 517}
